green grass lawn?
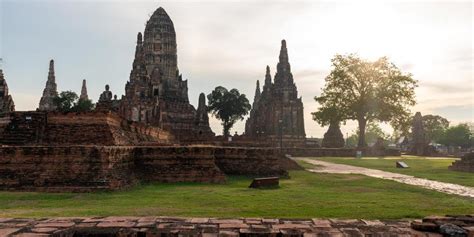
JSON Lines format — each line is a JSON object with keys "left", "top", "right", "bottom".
{"left": 310, "top": 156, "right": 474, "bottom": 187}
{"left": 0, "top": 170, "right": 472, "bottom": 219}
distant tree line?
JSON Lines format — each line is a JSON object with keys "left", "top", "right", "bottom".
{"left": 344, "top": 116, "right": 473, "bottom": 149}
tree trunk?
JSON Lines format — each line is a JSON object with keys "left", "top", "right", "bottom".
{"left": 223, "top": 120, "right": 231, "bottom": 137}
{"left": 357, "top": 118, "right": 367, "bottom": 148}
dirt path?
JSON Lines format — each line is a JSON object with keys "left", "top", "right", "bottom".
{"left": 297, "top": 158, "right": 474, "bottom": 198}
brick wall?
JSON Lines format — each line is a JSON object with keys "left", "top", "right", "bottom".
{"left": 214, "top": 147, "right": 289, "bottom": 177}
{"left": 0, "top": 111, "right": 175, "bottom": 146}
{"left": 134, "top": 146, "right": 226, "bottom": 183}
{"left": 281, "top": 147, "right": 400, "bottom": 157}
{"left": 0, "top": 146, "right": 137, "bottom": 192}
{"left": 0, "top": 146, "right": 292, "bottom": 192}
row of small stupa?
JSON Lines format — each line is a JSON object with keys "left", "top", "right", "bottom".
{"left": 0, "top": 60, "right": 92, "bottom": 114}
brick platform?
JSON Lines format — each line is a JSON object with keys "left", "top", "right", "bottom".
{"left": 1, "top": 215, "right": 472, "bottom": 236}
{"left": 0, "top": 146, "right": 292, "bottom": 192}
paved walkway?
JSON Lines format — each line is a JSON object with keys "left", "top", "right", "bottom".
{"left": 297, "top": 158, "right": 474, "bottom": 198}
{"left": 1, "top": 215, "right": 472, "bottom": 236}
{"left": 0, "top": 216, "right": 427, "bottom": 236}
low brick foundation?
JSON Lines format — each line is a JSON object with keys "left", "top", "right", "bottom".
{"left": 2, "top": 215, "right": 471, "bottom": 236}
{"left": 135, "top": 146, "right": 226, "bottom": 183}
{"left": 283, "top": 147, "right": 401, "bottom": 157}
{"left": 449, "top": 152, "right": 474, "bottom": 173}
{"left": 214, "top": 147, "right": 289, "bottom": 177}
{"left": 0, "top": 146, "right": 291, "bottom": 192}
{"left": 0, "top": 146, "right": 137, "bottom": 192}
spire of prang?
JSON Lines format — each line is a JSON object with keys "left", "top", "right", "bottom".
{"left": 48, "top": 59, "right": 55, "bottom": 83}
{"left": 279, "top": 39, "right": 289, "bottom": 64}
{"left": 39, "top": 59, "right": 58, "bottom": 111}
{"left": 80, "top": 79, "right": 88, "bottom": 101}
{"left": 198, "top": 92, "right": 206, "bottom": 110}
{"left": 255, "top": 80, "right": 261, "bottom": 95}
{"left": 264, "top": 65, "right": 272, "bottom": 86}
{"left": 275, "top": 39, "right": 293, "bottom": 85}
{"left": 137, "top": 32, "right": 143, "bottom": 44}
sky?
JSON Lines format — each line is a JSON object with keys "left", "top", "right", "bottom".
{"left": 1, "top": 0, "right": 472, "bottom": 137}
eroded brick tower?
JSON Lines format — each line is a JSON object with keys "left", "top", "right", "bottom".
{"left": 0, "top": 70, "right": 15, "bottom": 113}
{"left": 245, "top": 40, "right": 305, "bottom": 146}
{"left": 38, "top": 60, "right": 58, "bottom": 111}
{"left": 120, "top": 7, "right": 214, "bottom": 140}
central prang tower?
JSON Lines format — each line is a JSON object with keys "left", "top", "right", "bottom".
{"left": 120, "top": 7, "right": 214, "bottom": 141}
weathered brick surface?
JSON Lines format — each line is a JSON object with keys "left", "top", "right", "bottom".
{"left": 2, "top": 216, "right": 463, "bottom": 236}
{"left": 0, "top": 146, "right": 137, "bottom": 192}
{"left": 0, "top": 145, "right": 294, "bottom": 191}
{"left": 449, "top": 152, "right": 474, "bottom": 173}
{"left": 135, "top": 146, "right": 226, "bottom": 183}
{"left": 0, "top": 111, "right": 174, "bottom": 146}
{"left": 214, "top": 147, "right": 288, "bottom": 177}
{"left": 282, "top": 147, "right": 400, "bottom": 157}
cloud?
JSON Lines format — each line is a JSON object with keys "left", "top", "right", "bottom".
{"left": 420, "top": 81, "right": 473, "bottom": 93}
{"left": 2, "top": 0, "right": 472, "bottom": 138}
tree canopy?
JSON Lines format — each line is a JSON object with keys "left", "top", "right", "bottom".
{"left": 53, "top": 91, "right": 95, "bottom": 113}
{"left": 313, "top": 54, "right": 417, "bottom": 147}
{"left": 391, "top": 114, "right": 449, "bottom": 143}
{"left": 438, "top": 123, "right": 472, "bottom": 148}
{"left": 422, "top": 114, "right": 449, "bottom": 143}
{"left": 207, "top": 86, "right": 251, "bottom": 137}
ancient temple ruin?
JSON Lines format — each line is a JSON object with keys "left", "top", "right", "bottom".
{"left": 119, "top": 7, "right": 213, "bottom": 141}
{"left": 38, "top": 60, "right": 58, "bottom": 111}
{"left": 0, "top": 70, "right": 15, "bottom": 113}
{"left": 245, "top": 40, "right": 306, "bottom": 146}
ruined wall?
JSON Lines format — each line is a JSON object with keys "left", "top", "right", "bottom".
{"left": 0, "top": 111, "right": 175, "bottom": 146}
{"left": 0, "top": 146, "right": 292, "bottom": 192}
{"left": 214, "top": 147, "right": 288, "bottom": 177}
{"left": 449, "top": 152, "right": 474, "bottom": 173}
{"left": 281, "top": 148, "right": 400, "bottom": 157}
{"left": 279, "top": 148, "right": 355, "bottom": 157}
{"left": 0, "top": 146, "right": 137, "bottom": 192}
{"left": 46, "top": 112, "right": 175, "bottom": 145}
{"left": 135, "top": 146, "right": 226, "bottom": 183}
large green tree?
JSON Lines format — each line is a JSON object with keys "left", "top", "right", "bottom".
{"left": 439, "top": 123, "right": 472, "bottom": 148}
{"left": 74, "top": 98, "right": 95, "bottom": 112}
{"left": 53, "top": 91, "right": 95, "bottom": 113}
{"left": 207, "top": 86, "right": 251, "bottom": 137}
{"left": 53, "top": 91, "right": 78, "bottom": 112}
{"left": 314, "top": 54, "right": 417, "bottom": 147}
{"left": 422, "top": 114, "right": 449, "bottom": 143}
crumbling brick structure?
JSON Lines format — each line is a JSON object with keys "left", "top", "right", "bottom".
{"left": 0, "top": 146, "right": 290, "bottom": 192}
{"left": 0, "top": 111, "right": 174, "bottom": 146}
